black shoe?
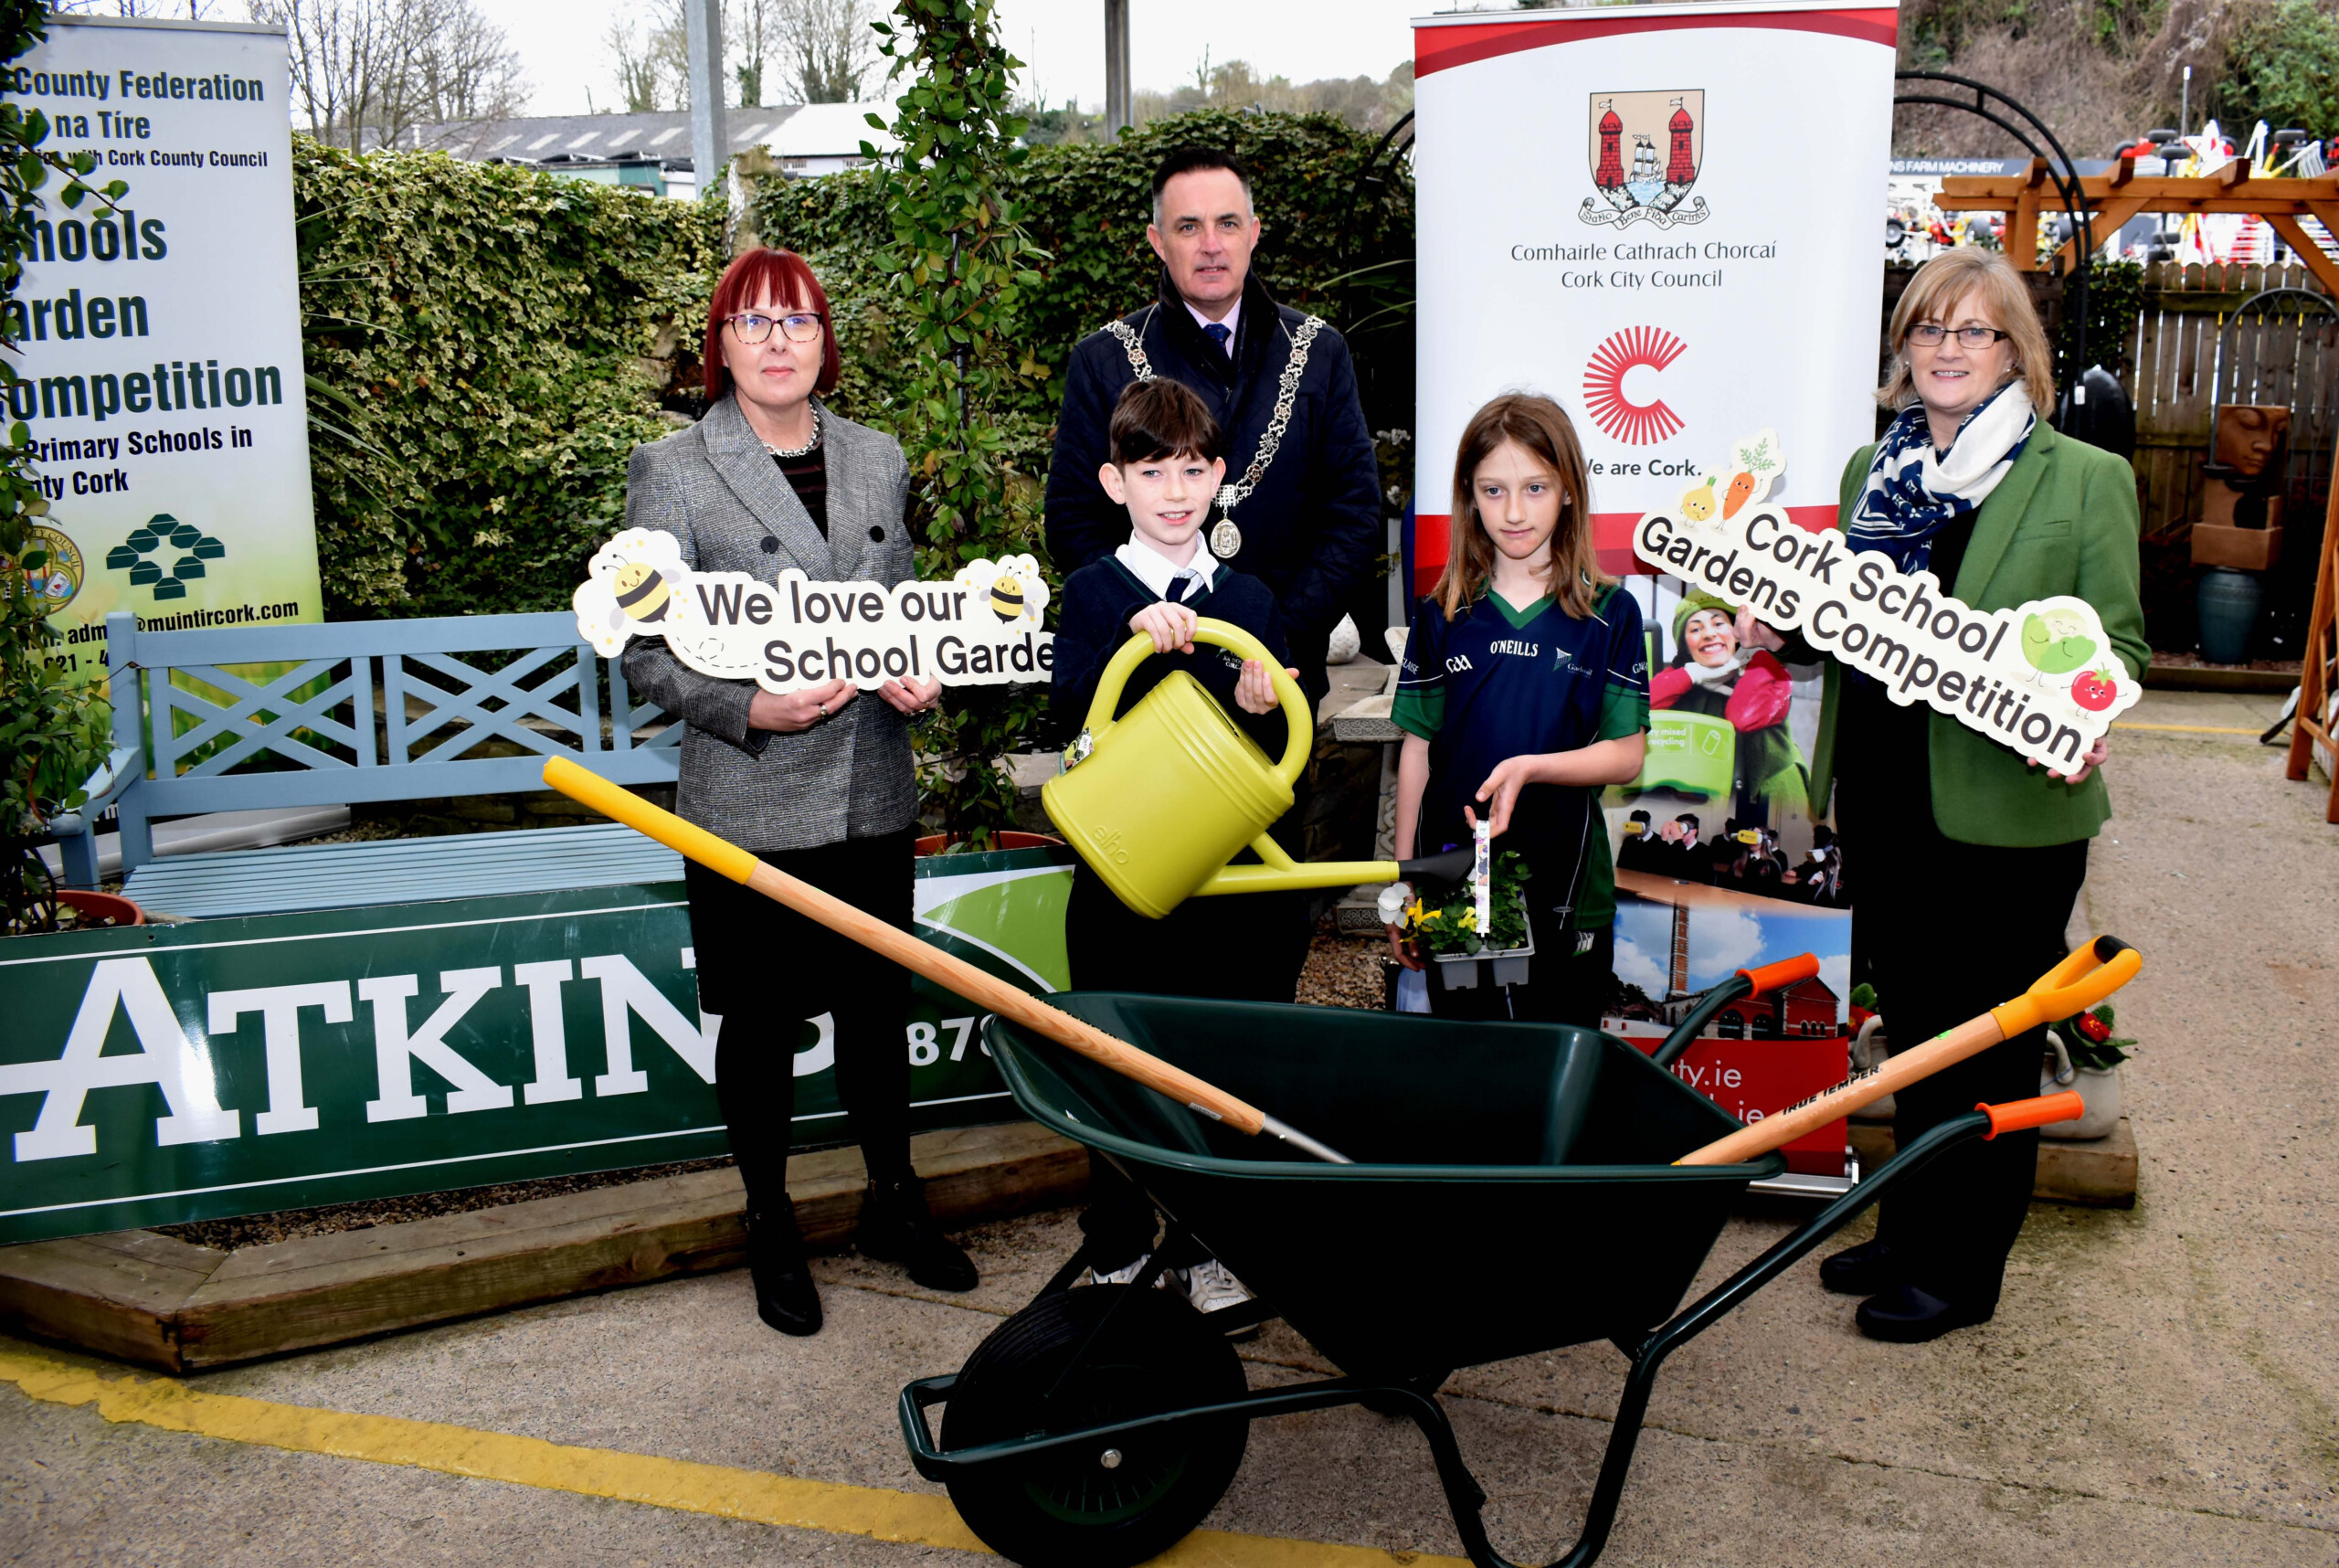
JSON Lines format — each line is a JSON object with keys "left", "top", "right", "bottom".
{"left": 853, "top": 1177, "right": 979, "bottom": 1292}
{"left": 1855, "top": 1283, "right": 1993, "bottom": 1343}
{"left": 745, "top": 1205, "right": 822, "bottom": 1336}
{"left": 1818, "top": 1238, "right": 1901, "bottom": 1296}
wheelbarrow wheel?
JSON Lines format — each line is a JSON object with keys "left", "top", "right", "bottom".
{"left": 941, "top": 1284, "right": 1248, "bottom": 1568}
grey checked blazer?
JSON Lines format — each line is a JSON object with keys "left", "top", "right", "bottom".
{"left": 621, "top": 395, "right": 919, "bottom": 852}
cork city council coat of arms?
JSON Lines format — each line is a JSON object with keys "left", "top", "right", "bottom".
{"left": 1582, "top": 90, "right": 1709, "bottom": 230}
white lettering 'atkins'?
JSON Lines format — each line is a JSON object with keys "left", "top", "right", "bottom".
{"left": 1633, "top": 429, "right": 2143, "bottom": 767}
{"left": 575, "top": 528, "right": 1054, "bottom": 696}
{"left": 0, "top": 953, "right": 725, "bottom": 1163}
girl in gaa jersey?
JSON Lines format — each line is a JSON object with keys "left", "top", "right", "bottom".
{"left": 1387, "top": 393, "right": 1651, "bottom": 1022}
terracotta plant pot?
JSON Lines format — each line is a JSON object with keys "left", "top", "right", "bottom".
{"left": 55, "top": 889, "right": 146, "bottom": 928}
{"left": 914, "top": 831, "right": 1064, "bottom": 857}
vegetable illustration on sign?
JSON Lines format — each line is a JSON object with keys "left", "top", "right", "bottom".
{"left": 2069, "top": 668, "right": 2119, "bottom": 713}
{"left": 2020, "top": 606, "right": 2097, "bottom": 679}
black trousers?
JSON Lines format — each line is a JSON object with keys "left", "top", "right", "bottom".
{"left": 1836, "top": 795, "right": 2087, "bottom": 1310}
{"left": 683, "top": 828, "right": 917, "bottom": 1214}
{"left": 1065, "top": 859, "right": 1305, "bottom": 1273}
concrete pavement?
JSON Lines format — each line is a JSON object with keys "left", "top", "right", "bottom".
{"left": 4, "top": 686, "right": 2333, "bottom": 1566}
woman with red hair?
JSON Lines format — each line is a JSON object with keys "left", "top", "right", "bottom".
{"left": 621, "top": 249, "right": 972, "bottom": 1338}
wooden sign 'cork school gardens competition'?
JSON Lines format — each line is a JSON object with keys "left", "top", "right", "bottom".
{"left": 1633, "top": 432, "right": 2143, "bottom": 767}
{"left": 577, "top": 529, "right": 1053, "bottom": 692}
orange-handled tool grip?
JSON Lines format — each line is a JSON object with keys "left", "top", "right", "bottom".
{"left": 545, "top": 757, "right": 758, "bottom": 884}
{"left": 1738, "top": 952, "right": 1820, "bottom": 998}
{"left": 1989, "top": 935, "right": 2141, "bottom": 1038}
{"left": 1980, "top": 1091, "right": 2085, "bottom": 1139}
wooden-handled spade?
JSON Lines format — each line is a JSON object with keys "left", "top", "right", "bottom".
{"left": 1675, "top": 935, "right": 2143, "bottom": 1167}
{"left": 541, "top": 758, "right": 1354, "bottom": 1165}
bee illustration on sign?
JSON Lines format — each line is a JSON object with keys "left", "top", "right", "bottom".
{"left": 1582, "top": 90, "right": 1709, "bottom": 230}
{"left": 575, "top": 531, "right": 1053, "bottom": 693}
{"left": 953, "top": 555, "right": 1048, "bottom": 632}
{"left": 575, "top": 528, "right": 704, "bottom": 657}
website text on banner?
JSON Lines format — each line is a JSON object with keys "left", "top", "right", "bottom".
{"left": 1, "top": 14, "right": 320, "bottom": 675}
{"left": 1411, "top": 0, "right": 1898, "bottom": 590}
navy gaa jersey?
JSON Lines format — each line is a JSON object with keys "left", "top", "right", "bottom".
{"left": 1392, "top": 582, "right": 1649, "bottom": 925}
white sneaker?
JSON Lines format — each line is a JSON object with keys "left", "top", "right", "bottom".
{"left": 1084, "top": 1254, "right": 1148, "bottom": 1287}
{"left": 1170, "top": 1258, "right": 1254, "bottom": 1317}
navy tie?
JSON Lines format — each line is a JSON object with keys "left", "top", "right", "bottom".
{"left": 1171, "top": 572, "right": 1200, "bottom": 603}
{"left": 1202, "top": 322, "right": 1232, "bottom": 355}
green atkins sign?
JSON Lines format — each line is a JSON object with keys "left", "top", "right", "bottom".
{"left": 0, "top": 848, "right": 1074, "bottom": 1245}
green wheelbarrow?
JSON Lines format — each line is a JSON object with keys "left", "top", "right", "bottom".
{"left": 898, "top": 970, "right": 2098, "bottom": 1568}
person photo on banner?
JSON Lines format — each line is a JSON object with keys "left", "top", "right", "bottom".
{"left": 1043, "top": 145, "right": 1382, "bottom": 1003}
{"left": 1738, "top": 248, "right": 2147, "bottom": 1344}
{"left": 1650, "top": 591, "right": 1809, "bottom": 831}
{"left": 620, "top": 248, "right": 976, "bottom": 1340}
{"left": 1384, "top": 392, "right": 1649, "bottom": 1023}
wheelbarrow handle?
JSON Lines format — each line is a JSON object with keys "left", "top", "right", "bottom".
{"left": 1980, "top": 1090, "right": 2086, "bottom": 1139}
{"left": 1673, "top": 937, "right": 2142, "bottom": 1167}
{"left": 540, "top": 758, "right": 1355, "bottom": 1164}
{"left": 1649, "top": 951, "right": 1819, "bottom": 1069}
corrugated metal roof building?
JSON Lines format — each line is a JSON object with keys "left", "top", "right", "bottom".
{"left": 385, "top": 101, "right": 901, "bottom": 198}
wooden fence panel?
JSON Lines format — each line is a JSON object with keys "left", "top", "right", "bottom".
{"left": 2117, "top": 260, "right": 2334, "bottom": 656}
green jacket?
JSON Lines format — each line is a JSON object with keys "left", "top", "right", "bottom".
{"left": 1807, "top": 421, "right": 2149, "bottom": 847}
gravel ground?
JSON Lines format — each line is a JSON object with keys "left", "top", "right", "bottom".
{"left": 1295, "top": 911, "right": 1392, "bottom": 1011}
{"left": 155, "top": 917, "right": 1392, "bottom": 1250}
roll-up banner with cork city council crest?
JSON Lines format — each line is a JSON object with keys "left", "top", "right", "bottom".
{"left": 1412, "top": 0, "right": 1897, "bottom": 586}
{"left": 2, "top": 14, "right": 319, "bottom": 680}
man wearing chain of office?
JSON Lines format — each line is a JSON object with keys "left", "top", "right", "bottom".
{"left": 1044, "top": 146, "right": 1381, "bottom": 989}
{"left": 1045, "top": 146, "right": 1381, "bottom": 713}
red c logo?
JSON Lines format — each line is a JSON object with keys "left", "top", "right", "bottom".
{"left": 1582, "top": 326, "right": 1687, "bottom": 445}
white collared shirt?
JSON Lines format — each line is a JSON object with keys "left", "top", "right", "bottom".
{"left": 1182, "top": 295, "right": 1240, "bottom": 355}
{"left": 1116, "top": 533, "right": 1217, "bottom": 602}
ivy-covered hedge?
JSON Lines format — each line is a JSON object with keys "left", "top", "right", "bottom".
{"left": 296, "top": 138, "right": 725, "bottom": 618}
{"left": 297, "top": 111, "right": 1412, "bottom": 620}
{"left": 747, "top": 108, "right": 1416, "bottom": 440}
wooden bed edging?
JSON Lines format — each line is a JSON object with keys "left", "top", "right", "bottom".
{"left": 0, "top": 1121, "right": 1086, "bottom": 1374}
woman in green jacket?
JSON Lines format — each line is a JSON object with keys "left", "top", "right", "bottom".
{"left": 1741, "top": 248, "right": 2147, "bottom": 1342}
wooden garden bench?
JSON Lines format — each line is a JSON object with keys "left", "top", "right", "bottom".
{"left": 54, "top": 610, "right": 683, "bottom": 919}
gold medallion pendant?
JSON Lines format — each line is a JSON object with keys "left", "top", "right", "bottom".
{"left": 1209, "top": 518, "right": 1243, "bottom": 559}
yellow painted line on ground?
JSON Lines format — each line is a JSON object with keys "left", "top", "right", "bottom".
{"left": 2111, "top": 721, "right": 2263, "bottom": 735}
{"left": 0, "top": 1344, "right": 1459, "bottom": 1568}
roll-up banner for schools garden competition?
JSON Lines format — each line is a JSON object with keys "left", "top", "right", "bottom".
{"left": 1412, "top": 0, "right": 1898, "bottom": 583}
{"left": 2, "top": 14, "right": 319, "bottom": 679}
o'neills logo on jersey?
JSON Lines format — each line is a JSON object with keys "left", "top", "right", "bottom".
{"left": 1582, "top": 90, "right": 1709, "bottom": 230}
{"left": 1488, "top": 639, "right": 1540, "bottom": 657}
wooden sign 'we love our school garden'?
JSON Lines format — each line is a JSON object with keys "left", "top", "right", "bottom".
{"left": 576, "top": 529, "right": 1054, "bottom": 692}
{"left": 1634, "top": 431, "right": 2142, "bottom": 768}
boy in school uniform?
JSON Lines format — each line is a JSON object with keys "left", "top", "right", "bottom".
{"left": 1051, "top": 376, "right": 1299, "bottom": 1319}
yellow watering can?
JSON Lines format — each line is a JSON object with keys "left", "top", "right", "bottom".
{"left": 1042, "top": 620, "right": 1473, "bottom": 919}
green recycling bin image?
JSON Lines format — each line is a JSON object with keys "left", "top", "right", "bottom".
{"left": 1637, "top": 707, "right": 1736, "bottom": 800}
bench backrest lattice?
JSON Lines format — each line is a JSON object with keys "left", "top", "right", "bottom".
{"left": 86, "top": 609, "right": 677, "bottom": 874}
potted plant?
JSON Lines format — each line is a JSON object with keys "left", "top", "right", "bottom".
{"left": 2040, "top": 1003, "right": 2133, "bottom": 1140}
{"left": 1402, "top": 851, "right": 1536, "bottom": 991}
{"left": 1846, "top": 983, "right": 1897, "bottom": 1124}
